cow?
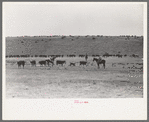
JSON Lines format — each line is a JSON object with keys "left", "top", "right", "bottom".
{"left": 116, "top": 54, "right": 122, "bottom": 58}
{"left": 17, "top": 61, "right": 25, "bottom": 68}
{"left": 39, "top": 60, "right": 46, "bottom": 66}
{"left": 79, "top": 55, "right": 85, "bottom": 57}
{"left": 124, "top": 54, "right": 127, "bottom": 57}
{"left": 56, "top": 60, "right": 66, "bottom": 66}
{"left": 131, "top": 54, "right": 139, "bottom": 58}
{"left": 79, "top": 61, "right": 88, "bottom": 66}
{"left": 30, "top": 60, "right": 36, "bottom": 67}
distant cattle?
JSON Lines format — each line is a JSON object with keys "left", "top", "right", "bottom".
{"left": 131, "top": 54, "right": 139, "bottom": 58}
{"left": 17, "top": 61, "right": 25, "bottom": 68}
{"left": 124, "top": 54, "right": 127, "bottom": 57}
{"left": 56, "top": 60, "right": 66, "bottom": 66}
{"left": 103, "top": 53, "right": 109, "bottom": 58}
{"left": 116, "top": 54, "right": 122, "bottom": 58}
{"left": 79, "top": 55, "right": 85, "bottom": 57}
{"left": 30, "top": 60, "right": 36, "bottom": 67}
{"left": 67, "top": 55, "right": 75, "bottom": 57}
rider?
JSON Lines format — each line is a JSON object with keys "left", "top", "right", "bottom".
{"left": 85, "top": 53, "right": 88, "bottom": 61}
{"left": 98, "top": 55, "right": 102, "bottom": 62}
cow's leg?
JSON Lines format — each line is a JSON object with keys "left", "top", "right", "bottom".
{"left": 98, "top": 64, "right": 100, "bottom": 69}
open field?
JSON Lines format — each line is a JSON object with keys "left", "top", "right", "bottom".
{"left": 5, "top": 57, "right": 143, "bottom": 98}
{"left": 5, "top": 36, "right": 143, "bottom": 98}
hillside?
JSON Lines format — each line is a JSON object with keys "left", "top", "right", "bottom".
{"left": 6, "top": 36, "right": 143, "bottom": 56}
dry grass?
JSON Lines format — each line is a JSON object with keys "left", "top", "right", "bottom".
{"left": 6, "top": 36, "right": 143, "bottom": 56}
{"left": 6, "top": 57, "right": 143, "bottom": 98}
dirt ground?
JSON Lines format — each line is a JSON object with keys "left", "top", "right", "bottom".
{"left": 5, "top": 57, "right": 143, "bottom": 98}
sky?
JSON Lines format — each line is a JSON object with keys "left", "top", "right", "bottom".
{"left": 3, "top": 2, "right": 144, "bottom": 36}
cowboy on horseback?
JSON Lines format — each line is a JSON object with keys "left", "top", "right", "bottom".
{"left": 93, "top": 56, "right": 106, "bottom": 69}
{"left": 98, "top": 55, "right": 102, "bottom": 62}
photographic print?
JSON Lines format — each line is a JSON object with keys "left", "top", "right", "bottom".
{"left": 3, "top": 2, "right": 147, "bottom": 120}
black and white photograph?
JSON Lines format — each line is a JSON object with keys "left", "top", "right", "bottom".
{"left": 3, "top": 2, "right": 147, "bottom": 120}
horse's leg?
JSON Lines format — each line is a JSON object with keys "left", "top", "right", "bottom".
{"left": 103, "top": 63, "right": 105, "bottom": 69}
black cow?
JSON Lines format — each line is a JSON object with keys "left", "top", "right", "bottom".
{"left": 79, "top": 61, "right": 88, "bottom": 66}
{"left": 131, "top": 54, "right": 139, "bottom": 58}
{"left": 56, "top": 60, "right": 66, "bottom": 66}
{"left": 116, "top": 54, "right": 122, "bottom": 58}
{"left": 39, "top": 60, "right": 46, "bottom": 66}
{"left": 17, "top": 61, "right": 25, "bottom": 68}
{"left": 30, "top": 60, "right": 36, "bottom": 67}
{"left": 124, "top": 54, "right": 127, "bottom": 57}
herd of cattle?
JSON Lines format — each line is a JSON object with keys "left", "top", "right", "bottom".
{"left": 15, "top": 56, "right": 143, "bottom": 72}
{"left": 6, "top": 53, "right": 140, "bottom": 58}
{"left": 17, "top": 59, "right": 90, "bottom": 69}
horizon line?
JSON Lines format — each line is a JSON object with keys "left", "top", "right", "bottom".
{"left": 5, "top": 35, "right": 143, "bottom": 37}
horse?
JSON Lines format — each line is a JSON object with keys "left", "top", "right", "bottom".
{"left": 56, "top": 60, "right": 66, "bottom": 66}
{"left": 50, "top": 56, "right": 57, "bottom": 61}
{"left": 93, "top": 58, "right": 106, "bottom": 69}
{"left": 17, "top": 61, "right": 25, "bottom": 68}
{"left": 39, "top": 60, "right": 46, "bottom": 66}
{"left": 45, "top": 59, "right": 54, "bottom": 67}
{"left": 30, "top": 60, "right": 36, "bottom": 67}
